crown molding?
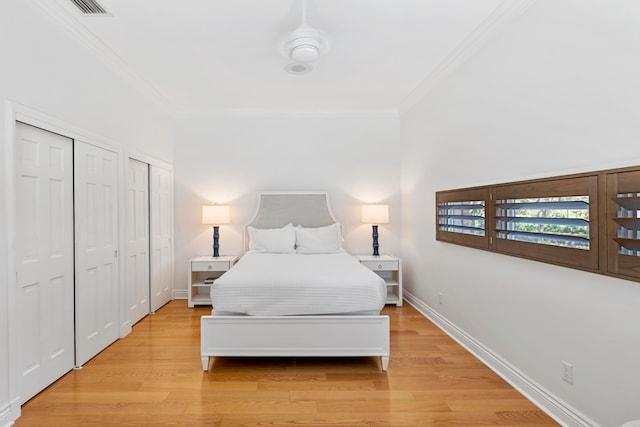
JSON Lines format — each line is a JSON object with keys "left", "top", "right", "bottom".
{"left": 24, "top": 0, "right": 533, "bottom": 120}
{"left": 172, "top": 107, "right": 400, "bottom": 119}
{"left": 26, "top": 0, "right": 176, "bottom": 117}
{"left": 398, "top": 0, "right": 538, "bottom": 114}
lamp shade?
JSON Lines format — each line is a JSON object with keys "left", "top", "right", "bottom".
{"left": 361, "top": 204, "right": 389, "bottom": 225}
{"left": 202, "top": 205, "right": 230, "bottom": 225}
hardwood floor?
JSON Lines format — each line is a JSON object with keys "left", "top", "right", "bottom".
{"left": 16, "top": 301, "right": 558, "bottom": 426}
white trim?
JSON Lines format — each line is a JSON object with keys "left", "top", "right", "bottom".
{"left": 403, "top": 291, "right": 599, "bottom": 427}
{"left": 173, "top": 107, "right": 400, "bottom": 119}
{"left": 24, "top": 0, "right": 400, "bottom": 119}
{"left": 13, "top": 107, "right": 120, "bottom": 155}
{"left": 0, "top": 403, "right": 10, "bottom": 423}
{"left": 22, "top": 0, "right": 536, "bottom": 118}
{"left": 399, "top": 0, "right": 538, "bottom": 114}
{"left": 172, "top": 290, "right": 188, "bottom": 300}
{"left": 119, "top": 320, "right": 132, "bottom": 339}
{"left": 25, "top": 0, "right": 173, "bottom": 116}
{"left": 0, "top": 397, "right": 20, "bottom": 427}
{"left": 120, "top": 154, "right": 139, "bottom": 338}
{"left": 4, "top": 100, "right": 20, "bottom": 419}
{"left": 126, "top": 149, "right": 173, "bottom": 172}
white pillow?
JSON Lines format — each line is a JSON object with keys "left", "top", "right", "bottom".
{"left": 295, "top": 223, "right": 342, "bottom": 254}
{"left": 248, "top": 223, "right": 295, "bottom": 253}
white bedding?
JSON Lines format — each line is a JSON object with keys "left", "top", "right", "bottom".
{"left": 210, "top": 251, "right": 387, "bottom": 316}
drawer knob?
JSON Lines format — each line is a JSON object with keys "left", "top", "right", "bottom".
{"left": 207, "top": 265, "right": 212, "bottom": 270}
{"left": 378, "top": 264, "right": 382, "bottom": 269}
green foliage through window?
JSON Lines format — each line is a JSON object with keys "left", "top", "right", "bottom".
{"left": 438, "top": 200, "right": 485, "bottom": 236}
{"left": 495, "top": 196, "right": 589, "bottom": 250}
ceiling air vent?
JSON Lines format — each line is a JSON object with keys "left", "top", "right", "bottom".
{"left": 69, "top": 0, "right": 108, "bottom": 15}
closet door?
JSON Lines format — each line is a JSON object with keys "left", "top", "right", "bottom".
{"left": 14, "top": 122, "right": 75, "bottom": 403}
{"left": 74, "top": 141, "right": 119, "bottom": 366}
{"left": 150, "top": 165, "right": 173, "bottom": 312}
{"left": 127, "top": 159, "right": 150, "bottom": 325}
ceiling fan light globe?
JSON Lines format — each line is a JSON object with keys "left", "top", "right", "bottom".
{"left": 288, "top": 24, "right": 321, "bottom": 63}
{"left": 290, "top": 44, "right": 319, "bottom": 62}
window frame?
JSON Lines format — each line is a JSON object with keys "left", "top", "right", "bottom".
{"left": 490, "top": 175, "right": 599, "bottom": 271}
{"left": 604, "top": 168, "right": 640, "bottom": 281}
{"left": 436, "top": 167, "right": 640, "bottom": 283}
{"left": 436, "top": 187, "right": 489, "bottom": 250}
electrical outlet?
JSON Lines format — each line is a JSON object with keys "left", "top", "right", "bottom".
{"left": 438, "top": 293, "right": 443, "bottom": 305}
{"left": 561, "top": 361, "right": 573, "bottom": 384}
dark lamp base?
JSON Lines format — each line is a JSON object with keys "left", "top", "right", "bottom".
{"left": 372, "top": 224, "right": 380, "bottom": 257}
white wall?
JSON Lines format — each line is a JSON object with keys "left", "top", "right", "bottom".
{"left": 400, "top": 1, "right": 640, "bottom": 425}
{"left": 0, "top": 1, "right": 173, "bottom": 424}
{"left": 5, "top": 0, "right": 640, "bottom": 425}
{"left": 173, "top": 114, "right": 401, "bottom": 294}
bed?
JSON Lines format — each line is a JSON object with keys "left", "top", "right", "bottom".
{"left": 200, "top": 191, "right": 390, "bottom": 371}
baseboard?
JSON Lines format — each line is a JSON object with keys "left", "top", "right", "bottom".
{"left": 0, "top": 404, "right": 12, "bottom": 427}
{"left": 0, "top": 397, "right": 20, "bottom": 427}
{"left": 172, "top": 290, "right": 188, "bottom": 300}
{"left": 119, "top": 320, "right": 132, "bottom": 339}
{"left": 403, "top": 291, "right": 598, "bottom": 427}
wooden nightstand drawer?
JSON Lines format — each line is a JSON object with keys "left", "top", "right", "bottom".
{"left": 192, "top": 260, "right": 230, "bottom": 272}
{"left": 360, "top": 260, "right": 398, "bottom": 271}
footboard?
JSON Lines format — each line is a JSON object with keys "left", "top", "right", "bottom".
{"left": 201, "top": 315, "right": 390, "bottom": 371}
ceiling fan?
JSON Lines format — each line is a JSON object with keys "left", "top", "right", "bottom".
{"left": 283, "top": 0, "right": 329, "bottom": 74}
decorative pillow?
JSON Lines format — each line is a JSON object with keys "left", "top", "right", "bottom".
{"left": 295, "top": 223, "right": 342, "bottom": 254}
{"left": 248, "top": 223, "right": 295, "bottom": 253}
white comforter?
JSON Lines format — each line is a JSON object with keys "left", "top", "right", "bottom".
{"left": 211, "top": 251, "right": 387, "bottom": 316}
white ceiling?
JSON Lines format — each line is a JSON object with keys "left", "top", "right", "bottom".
{"left": 30, "top": 0, "right": 534, "bottom": 116}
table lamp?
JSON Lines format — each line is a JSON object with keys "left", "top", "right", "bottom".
{"left": 361, "top": 204, "right": 389, "bottom": 257}
{"left": 202, "top": 205, "right": 230, "bottom": 257}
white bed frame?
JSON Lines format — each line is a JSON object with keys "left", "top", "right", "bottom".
{"left": 201, "top": 191, "right": 390, "bottom": 371}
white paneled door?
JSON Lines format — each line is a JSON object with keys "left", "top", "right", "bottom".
{"left": 127, "top": 159, "right": 150, "bottom": 325}
{"left": 74, "top": 141, "right": 119, "bottom": 366}
{"left": 150, "top": 165, "right": 173, "bottom": 312}
{"left": 14, "top": 123, "right": 75, "bottom": 404}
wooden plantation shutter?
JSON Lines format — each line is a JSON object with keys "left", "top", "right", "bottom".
{"left": 492, "top": 175, "right": 599, "bottom": 271}
{"left": 436, "top": 187, "right": 489, "bottom": 250}
{"left": 605, "top": 168, "right": 640, "bottom": 280}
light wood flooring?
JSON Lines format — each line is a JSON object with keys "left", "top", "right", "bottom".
{"left": 16, "top": 300, "right": 559, "bottom": 426}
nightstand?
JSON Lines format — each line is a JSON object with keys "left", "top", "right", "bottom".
{"left": 188, "top": 255, "right": 237, "bottom": 308}
{"left": 356, "top": 255, "right": 402, "bottom": 306}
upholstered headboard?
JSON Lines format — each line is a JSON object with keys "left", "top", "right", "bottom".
{"left": 243, "top": 191, "right": 337, "bottom": 252}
